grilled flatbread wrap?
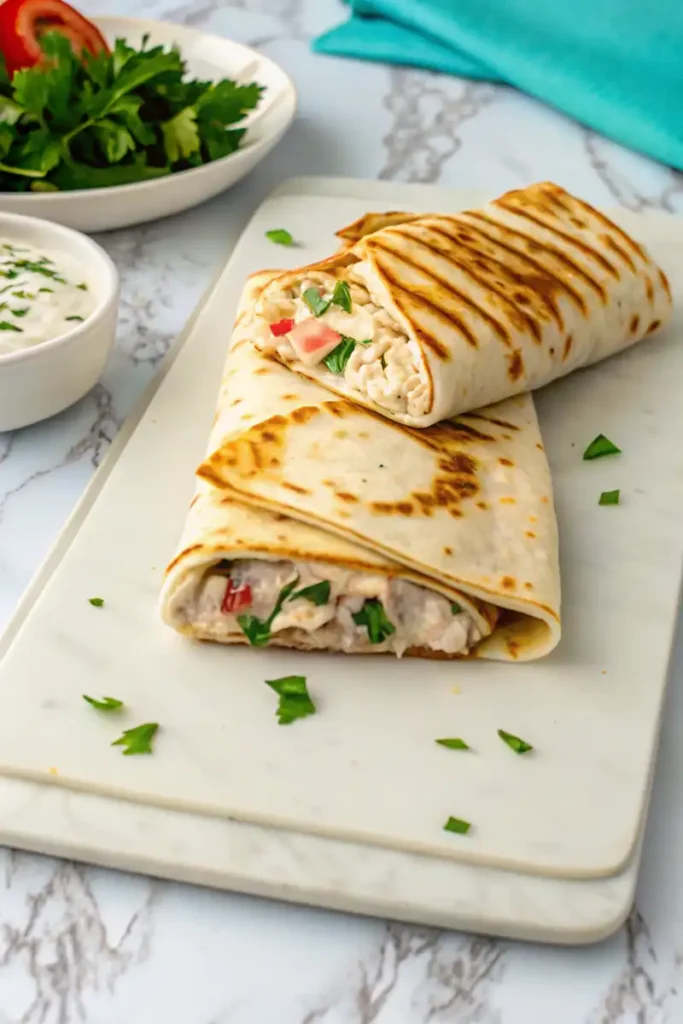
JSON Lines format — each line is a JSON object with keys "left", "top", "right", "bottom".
{"left": 161, "top": 273, "right": 561, "bottom": 662}
{"left": 253, "top": 181, "right": 672, "bottom": 427}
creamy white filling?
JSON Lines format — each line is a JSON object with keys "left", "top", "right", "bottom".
{"left": 256, "top": 268, "right": 430, "bottom": 418}
{"left": 171, "top": 558, "right": 484, "bottom": 657}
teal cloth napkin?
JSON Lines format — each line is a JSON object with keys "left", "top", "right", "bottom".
{"left": 313, "top": 0, "right": 683, "bottom": 170}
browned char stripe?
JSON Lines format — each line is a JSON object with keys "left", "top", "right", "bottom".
{"left": 465, "top": 211, "right": 595, "bottom": 310}
{"left": 495, "top": 195, "right": 621, "bottom": 279}
{"left": 571, "top": 195, "right": 650, "bottom": 261}
{"left": 369, "top": 242, "right": 477, "bottom": 353}
{"left": 426, "top": 221, "right": 560, "bottom": 335}
{"left": 384, "top": 229, "right": 514, "bottom": 348}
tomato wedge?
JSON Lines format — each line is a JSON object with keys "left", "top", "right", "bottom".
{"left": 0, "top": 0, "right": 109, "bottom": 76}
{"left": 288, "top": 318, "right": 342, "bottom": 366}
{"left": 221, "top": 579, "right": 253, "bottom": 614}
{"left": 269, "top": 318, "right": 295, "bottom": 337}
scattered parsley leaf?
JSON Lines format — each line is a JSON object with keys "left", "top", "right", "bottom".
{"left": 88, "top": 597, "right": 104, "bottom": 607}
{"left": 11, "top": 307, "right": 29, "bottom": 317}
{"left": 0, "top": 321, "right": 21, "bottom": 331}
{"left": 331, "top": 279, "right": 351, "bottom": 312}
{"left": 323, "top": 336, "right": 356, "bottom": 373}
{"left": 161, "top": 107, "right": 200, "bottom": 163}
{"left": 112, "top": 722, "right": 159, "bottom": 755}
{"left": 66, "top": 315, "right": 85, "bottom": 322}
{"left": 436, "top": 738, "right": 470, "bottom": 750}
{"left": 583, "top": 434, "right": 621, "bottom": 460}
{"left": 450, "top": 602, "right": 462, "bottom": 614}
{"left": 265, "top": 228, "right": 295, "bottom": 246}
{"left": 444, "top": 816, "right": 471, "bottom": 835}
{"left": 83, "top": 694, "right": 123, "bottom": 712}
{"left": 303, "top": 287, "right": 331, "bottom": 317}
{"left": 290, "top": 580, "right": 331, "bottom": 606}
{"left": 498, "top": 729, "right": 533, "bottom": 754}
{"left": 352, "top": 599, "right": 396, "bottom": 644}
{"left": 265, "top": 675, "right": 316, "bottom": 725}
{"left": 77, "top": 282, "right": 88, "bottom": 291}
{"left": 599, "top": 489, "right": 620, "bottom": 506}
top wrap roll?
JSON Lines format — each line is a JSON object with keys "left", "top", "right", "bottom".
{"left": 253, "top": 181, "right": 672, "bottom": 427}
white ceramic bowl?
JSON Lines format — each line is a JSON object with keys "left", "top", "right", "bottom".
{"left": 0, "top": 17, "right": 297, "bottom": 233}
{"left": 0, "top": 213, "right": 119, "bottom": 432}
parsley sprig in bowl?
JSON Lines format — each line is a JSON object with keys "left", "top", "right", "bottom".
{"left": 0, "top": 17, "right": 296, "bottom": 230}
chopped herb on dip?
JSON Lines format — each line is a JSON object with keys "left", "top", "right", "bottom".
{"left": 444, "top": 816, "right": 471, "bottom": 835}
{"left": 599, "top": 489, "right": 620, "bottom": 506}
{"left": 83, "top": 695, "right": 123, "bottom": 712}
{"left": 0, "top": 242, "right": 95, "bottom": 356}
{"left": 290, "top": 580, "right": 331, "bottom": 606}
{"left": 498, "top": 729, "right": 533, "bottom": 754}
{"left": 88, "top": 597, "right": 104, "bottom": 607}
{"left": 303, "top": 287, "right": 331, "bottom": 318}
{"left": 436, "top": 738, "right": 470, "bottom": 750}
{"left": 323, "top": 336, "right": 356, "bottom": 373}
{"left": 583, "top": 434, "right": 621, "bottom": 460}
{"left": 265, "top": 229, "right": 295, "bottom": 246}
{"left": 112, "top": 723, "right": 158, "bottom": 755}
{"left": 265, "top": 675, "right": 316, "bottom": 725}
{"left": 352, "top": 599, "right": 396, "bottom": 644}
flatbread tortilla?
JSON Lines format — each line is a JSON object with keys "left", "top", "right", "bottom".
{"left": 252, "top": 181, "right": 672, "bottom": 427}
{"left": 161, "top": 273, "right": 561, "bottom": 662}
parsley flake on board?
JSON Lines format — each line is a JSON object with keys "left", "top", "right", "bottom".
{"left": 112, "top": 723, "right": 159, "bottom": 755}
{"left": 443, "top": 816, "right": 471, "bottom": 835}
{"left": 599, "top": 489, "right": 620, "bottom": 506}
{"left": 83, "top": 695, "right": 123, "bottom": 712}
{"left": 88, "top": 597, "right": 104, "bottom": 607}
{"left": 436, "top": 738, "right": 470, "bottom": 751}
{"left": 265, "top": 675, "right": 316, "bottom": 725}
{"left": 265, "top": 229, "right": 295, "bottom": 246}
{"left": 498, "top": 729, "right": 533, "bottom": 754}
{"left": 583, "top": 434, "right": 621, "bottom": 460}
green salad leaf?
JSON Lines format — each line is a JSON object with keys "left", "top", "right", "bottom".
{"left": 0, "top": 32, "right": 263, "bottom": 193}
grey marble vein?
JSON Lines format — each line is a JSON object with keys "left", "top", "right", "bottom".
{"left": 583, "top": 130, "right": 683, "bottom": 214}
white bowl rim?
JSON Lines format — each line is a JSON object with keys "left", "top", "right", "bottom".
{"left": 0, "top": 212, "right": 119, "bottom": 367}
{"left": 0, "top": 16, "right": 297, "bottom": 206}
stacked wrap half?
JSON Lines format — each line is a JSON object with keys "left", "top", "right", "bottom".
{"left": 161, "top": 272, "right": 561, "bottom": 661}
{"left": 253, "top": 181, "right": 672, "bottom": 427}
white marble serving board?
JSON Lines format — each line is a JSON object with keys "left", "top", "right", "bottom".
{"left": 0, "top": 177, "right": 681, "bottom": 943}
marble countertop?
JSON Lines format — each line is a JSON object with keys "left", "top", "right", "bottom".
{"left": 1, "top": 0, "right": 683, "bottom": 1020}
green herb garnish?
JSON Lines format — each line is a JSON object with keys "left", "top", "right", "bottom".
{"left": 599, "top": 489, "right": 620, "bottom": 506}
{"left": 583, "top": 434, "right": 621, "bottom": 460}
{"left": 112, "top": 722, "right": 158, "bottom": 756}
{"left": 498, "top": 729, "right": 533, "bottom": 754}
{"left": 444, "top": 816, "right": 471, "bottom": 835}
{"left": 331, "top": 279, "right": 351, "bottom": 313}
{"left": 290, "top": 580, "right": 331, "bottom": 606}
{"left": 450, "top": 602, "right": 462, "bottom": 614}
{"left": 265, "top": 675, "right": 316, "bottom": 725}
{"left": 436, "top": 738, "right": 470, "bottom": 751}
{"left": 323, "top": 336, "right": 356, "bottom": 373}
{"left": 0, "top": 321, "right": 21, "bottom": 331}
{"left": 11, "top": 307, "right": 29, "bottom": 317}
{"left": 0, "top": 32, "right": 263, "bottom": 194}
{"left": 77, "top": 282, "right": 88, "bottom": 291}
{"left": 83, "top": 694, "right": 123, "bottom": 712}
{"left": 66, "top": 315, "right": 85, "bottom": 322}
{"left": 237, "top": 576, "right": 299, "bottom": 647}
{"left": 88, "top": 597, "right": 104, "bottom": 607}
{"left": 265, "top": 228, "right": 295, "bottom": 246}
{"left": 38, "top": 287, "right": 54, "bottom": 293}
{"left": 302, "top": 287, "right": 331, "bottom": 318}
{"left": 12, "top": 290, "right": 34, "bottom": 299}
{"left": 352, "top": 599, "right": 396, "bottom": 644}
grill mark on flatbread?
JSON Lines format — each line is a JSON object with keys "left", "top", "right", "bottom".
{"left": 659, "top": 268, "right": 672, "bottom": 300}
{"left": 495, "top": 195, "right": 621, "bottom": 280}
{"left": 569, "top": 195, "right": 650, "bottom": 261}
{"left": 368, "top": 245, "right": 477, "bottom": 353}
{"left": 464, "top": 411, "right": 520, "bottom": 431}
{"left": 601, "top": 233, "right": 637, "bottom": 272}
{"left": 424, "top": 221, "right": 558, "bottom": 336}
{"left": 383, "top": 229, "right": 515, "bottom": 349}
{"left": 464, "top": 211, "right": 599, "bottom": 308}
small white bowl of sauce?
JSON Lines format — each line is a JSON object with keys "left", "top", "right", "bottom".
{"left": 0, "top": 213, "right": 119, "bottom": 432}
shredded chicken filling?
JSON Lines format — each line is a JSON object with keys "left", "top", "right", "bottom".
{"left": 256, "top": 268, "right": 431, "bottom": 418}
{"left": 171, "top": 558, "right": 486, "bottom": 657}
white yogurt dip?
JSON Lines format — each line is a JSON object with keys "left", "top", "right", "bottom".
{"left": 0, "top": 239, "right": 97, "bottom": 356}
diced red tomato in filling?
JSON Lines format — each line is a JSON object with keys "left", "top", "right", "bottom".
{"left": 288, "top": 319, "right": 342, "bottom": 364}
{"left": 269, "top": 318, "right": 295, "bottom": 337}
{"left": 221, "top": 579, "right": 252, "bottom": 614}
